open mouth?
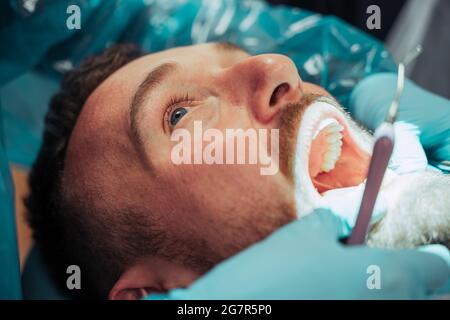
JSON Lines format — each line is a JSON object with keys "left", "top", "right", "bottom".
{"left": 294, "top": 98, "right": 371, "bottom": 202}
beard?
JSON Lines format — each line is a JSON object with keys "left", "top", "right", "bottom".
{"left": 159, "top": 175, "right": 298, "bottom": 276}
{"left": 162, "top": 94, "right": 345, "bottom": 275}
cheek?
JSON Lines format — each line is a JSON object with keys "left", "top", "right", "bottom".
{"left": 161, "top": 162, "right": 271, "bottom": 211}
{"left": 172, "top": 163, "right": 284, "bottom": 211}
{"left": 158, "top": 162, "right": 296, "bottom": 251}
{"left": 303, "top": 82, "right": 331, "bottom": 97}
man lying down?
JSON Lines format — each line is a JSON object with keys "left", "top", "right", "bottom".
{"left": 26, "top": 42, "right": 450, "bottom": 299}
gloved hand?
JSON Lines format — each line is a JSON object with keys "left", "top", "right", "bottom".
{"left": 319, "top": 121, "right": 429, "bottom": 233}
{"left": 349, "top": 73, "right": 450, "bottom": 171}
{"left": 146, "top": 210, "right": 449, "bottom": 300}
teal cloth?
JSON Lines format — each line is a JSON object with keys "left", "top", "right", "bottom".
{"left": 21, "top": 247, "right": 69, "bottom": 300}
{"left": 0, "top": 98, "right": 21, "bottom": 300}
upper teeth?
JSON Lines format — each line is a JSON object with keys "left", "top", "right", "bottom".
{"left": 313, "top": 118, "right": 344, "bottom": 173}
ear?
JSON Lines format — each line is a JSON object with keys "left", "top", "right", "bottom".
{"left": 108, "top": 257, "right": 200, "bottom": 300}
{"left": 108, "top": 260, "right": 162, "bottom": 300}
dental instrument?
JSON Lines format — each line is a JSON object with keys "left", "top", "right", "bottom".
{"left": 346, "top": 46, "right": 423, "bottom": 245}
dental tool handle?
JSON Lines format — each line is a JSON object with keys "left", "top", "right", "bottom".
{"left": 346, "top": 123, "right": 394, "bottom": 245}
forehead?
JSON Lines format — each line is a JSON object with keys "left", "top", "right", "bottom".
{"left": 67, "top": 43, "right": 244, "bottom": 163}
{"left": 87, "top": 43, "right": 244, "bottom": 110}
{"left": 98, "top": 44, "right": 208, "bottom": 95}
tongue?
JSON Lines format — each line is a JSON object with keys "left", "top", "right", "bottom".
{"left": 308, "top": 129, "right": 329, "bottom": 178}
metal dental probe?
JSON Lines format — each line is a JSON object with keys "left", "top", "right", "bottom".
{"left": 346, "top": 46, "right": 423, "bottom": 245}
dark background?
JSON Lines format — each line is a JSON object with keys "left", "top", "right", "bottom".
{"left": 268, "top": 0, "right": 407, "bottom": 40}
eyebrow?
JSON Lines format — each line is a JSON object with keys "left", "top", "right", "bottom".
{"left": 130, "top": 62, "right": 178, "bottom": 146}
{"left": 130, "top": 43, "right": 249, "bottom": 142}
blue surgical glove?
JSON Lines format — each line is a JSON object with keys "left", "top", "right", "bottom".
{"left": 319, "top": 121, "right": 429, "bottom": 233}
{"left": 349, "top": 73, "right": 450, "bottom": 171}
{"left": 146, "top": 210, "right": 449, "bottom": 300}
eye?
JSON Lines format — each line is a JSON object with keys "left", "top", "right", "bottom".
{"left": 169, "top": 107, "right": 189, "bottom": 126}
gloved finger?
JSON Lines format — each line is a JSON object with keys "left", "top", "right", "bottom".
{"left": 292, "top": 208, "right": 349, "bottom": 241}
{"left": 207, "top": 209, "right": 348, "bottom": 269}
{"left": 418, "top": 245, "right": 450, "bottom": 296}
{"left": 320, "top": 185, "right": 387, "bottom": 233}
{"left": 418, "top": 244, "right": 450, "bottom": 268}
{"left": 396, "top": 246, "right": 450, "bottom": 295}
{"left": 389, "top": 121, "right": 428, "bottom": 174}
{"left": 145, "top": 292, "right": 171, "bottom": 300}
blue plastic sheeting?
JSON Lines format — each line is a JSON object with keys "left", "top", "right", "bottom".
{"left": 0, "top": 99, "right": 22, "bottom": 300}
{"left": 0, "top": 0, "right": 395, "bottom": 167}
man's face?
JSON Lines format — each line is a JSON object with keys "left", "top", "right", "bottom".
{"left": 63, "top": 43, "right": 336, "bottom": 273}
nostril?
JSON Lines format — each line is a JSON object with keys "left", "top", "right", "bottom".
{"left": 269, "top": 82, "right": 290, "bottom": 107}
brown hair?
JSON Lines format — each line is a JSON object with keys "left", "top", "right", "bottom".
{"left": 26, "top": 44, "right": 145, "bottom": 298}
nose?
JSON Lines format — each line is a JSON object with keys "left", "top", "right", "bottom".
{"left": 219, "top": 54, "right": 303, "bottom": 123}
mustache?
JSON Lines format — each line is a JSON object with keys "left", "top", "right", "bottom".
{"left": 277, "top": 93, "right": 325, "bottom": 182}
{"left": 279, "top": 94, "right": 322, "bottom": 137}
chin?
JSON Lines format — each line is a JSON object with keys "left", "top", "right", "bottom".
{"left": 292, "top": 96, "right": 450, "bottom": 249}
